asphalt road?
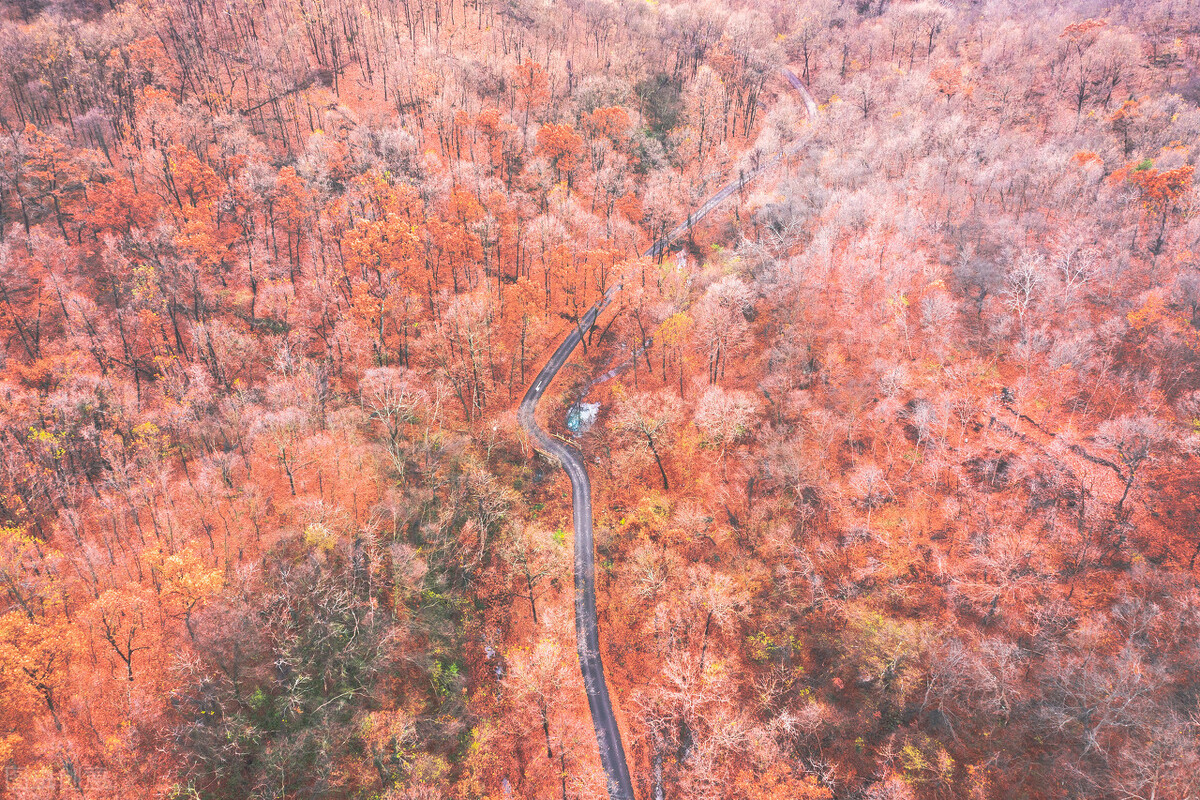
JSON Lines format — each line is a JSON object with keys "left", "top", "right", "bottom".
{"left": 518, "top": 283, "right": 634, "bottom": 800}
{"left": 520, "top": 68, "right": 817, "bottom": 800}
{"left": 782, "top": 67, "right": 820, "bottom": 117}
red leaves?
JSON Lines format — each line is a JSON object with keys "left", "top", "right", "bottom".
{"left": 86, "top": 172, "right": 161, "bottom": 238}
{"left": 512, "top": 61, "right": 550, "bottom": 110}
{"left": 535, "top": 123, "right": 584, "bottom": 181}
{"left": 1127, "top": 290, "right": 1200, "bottom": 354}
{"left": 475, "top": 107, "right": 502, "bottom": 134}
{"left": 16, "top": 124, "right": 88, "bottom": 239}
{"left": 1127, "top": 164, "right": 1195, "bottom": 213}
{"left": 1060, "top": 18, "right": 1108, "bottom": 41}
{"left": 587, "top": 106, "right": 631, "bottom": 140}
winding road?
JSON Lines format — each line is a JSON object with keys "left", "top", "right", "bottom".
{"left": 518, "top": 283, "right": 634, "bottom": 800}
{"left": 519, "top": 68, "right": 817, "bottom": 800}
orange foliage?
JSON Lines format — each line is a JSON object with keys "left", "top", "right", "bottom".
{"left": 588, "top": 106, "right": 631, "bottom": 139}
{"left": 1060, "top": 17, "right": 1108, "bottom": 40}
{"left": 2, "top": 2, "right": 1200, "bottom": 799}
{"left": 733, "top": 764, "right": 833, "bottom": 800}
{"left": 536, "top": 123, "right": 585, "bottom": 183}
{"left": 513, "top": 61, "right": 550, "bottom": 111}
{"left": 1127, "top": 290, "right": 1200, "bottom": 353}
{"left": 1127, "top": 164, "right": 1195, "bottom": 213}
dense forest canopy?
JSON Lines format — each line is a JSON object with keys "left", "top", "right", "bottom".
{"left": 1, "top": 0, "right": 1200, "bottom": 797}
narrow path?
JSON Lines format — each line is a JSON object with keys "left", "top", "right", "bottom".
{"left": 519, "top": 68, "right": 817, "bottom": 800}
{"left": 645, "top": 67, "right": 817, "bottom": 260}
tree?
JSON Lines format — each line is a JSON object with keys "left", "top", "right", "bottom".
{"left": 682, "top": 66, "right": 727, "bottom": 162}
{"left": 693, "top": 385, "right": 758, "bottom": 463}
{"left": 612, "top": 387, "right": 684, "bottom": 491}
{"left": 1124, "top": 162, "right": 1194, "bottom": 254}
{"left": 1057, "top": 20, "right": 1141, "bottom": 115}
{"left": 501, "top": 523, "right": 565, "bottom": 625}
{"left": 344, "top": 183, "right": 424, "bottom": 364}
{"left": 270, "top": 166, "right": 313, "bottom": 281}
{"left": 1002, "top": 251, "right": 1047, "bottom": 344}
{"left": 172, "top": 549, "right": 397, "bottom": 800}
{"left": 586, "top": 106, "right": 631, "bottom": 143}
{"left": 536, "top": 123, "right": 584, "bottom": 190}
{"left": 85, "top": 170, "right": 161, "bottom": 239}
{"left": 16, "top": 125, "right": 87, "bottom": 241}
{"left": 86, "top": 586, "right": 152, "bottom": 683}
{"left": 155, "top": 548, "right": 223, "bottom": 640}
{"left": 513, "top": 61, "right": 550, "bottom": 132}
{"left": 786, "top": 0, "right": 836, "bottom": 86}
{"left": 360, "top": 366, "right": 429, "bottom": 479}
{"left": 693, "top": 275, "right": 753, "bottom": 384}
{"left": 0, "top": 598, "right": 76, "bottom": 744}
{"left": 1054, "top": 241, "right": 1099, "bottom": 310}
{"left": 1095, "top": 416, "right": 1165, "bottom": 513}
{"left": 433, "top": 291, "right": 496, "bottom": 421}
{"left": 503, "top": 632, "right": 578, "bottom": 800}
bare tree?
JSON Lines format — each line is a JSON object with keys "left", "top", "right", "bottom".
{"left": 1003, "top": 251, "right": 1048, "bottom": 342}
{"left": 1095, "top": 416, "right": 1165, "bottom": 513}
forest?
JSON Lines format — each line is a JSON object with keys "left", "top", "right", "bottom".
{"left": 1, "top": 0, "right": 1200, "bottom": 797}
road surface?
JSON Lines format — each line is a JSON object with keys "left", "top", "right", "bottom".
{"left": 782, "top": 67, "right": 819, "bottom": 117}
{"left": 518, "top": 283, "right": 634, "bottom": 800}
{"left": 519, "top": 67, "right": 817, "bottom": 800}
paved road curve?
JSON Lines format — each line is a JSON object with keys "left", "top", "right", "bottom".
{"left": 518, "top": 283, "right": 634, "bottom": 800}
{"left": 520, "top": 68, "right": 818, "bottom": 800}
